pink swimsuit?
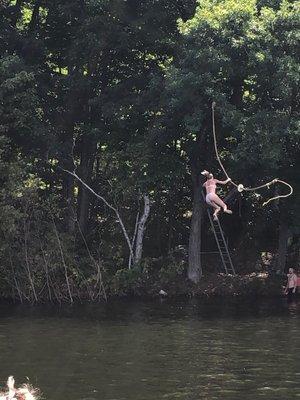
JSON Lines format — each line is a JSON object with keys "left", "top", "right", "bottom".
{"left": 203, "top": 179, "right": 219, "bottom": 205}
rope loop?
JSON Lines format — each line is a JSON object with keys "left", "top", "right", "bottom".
{"left": 211, "top": 102, "right": 293, "bottom": 206}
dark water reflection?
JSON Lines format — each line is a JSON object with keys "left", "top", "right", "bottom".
{"left": 0, "top": 298, "right": 299, "bottom": 400}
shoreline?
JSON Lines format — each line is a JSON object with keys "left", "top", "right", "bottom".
{"left": 0, "top": 273, "right": 292, "bottom": 305}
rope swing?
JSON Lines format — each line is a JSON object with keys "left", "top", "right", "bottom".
{"left": 211, "top": 102, "right": 293, "bottom": 206}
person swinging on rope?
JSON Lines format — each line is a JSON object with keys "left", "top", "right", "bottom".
{"left": 202, "top": 170, "right": 233, "bottom": 220}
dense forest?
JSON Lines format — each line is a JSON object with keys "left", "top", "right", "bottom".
{"left": 0, "top": 0, "right": 299, "bottom": 302}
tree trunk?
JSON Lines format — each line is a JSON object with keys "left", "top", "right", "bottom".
{"left": 134, "top": 195, "right": 150, "bottom": 265}
{"left": 65, "top": 170, "right": 75, "bottom": 234}
{"left": 62, "top": 134, "right": 76, "bottom": 235}
{"left": 11, "top": 0, "right": 24, "bottom": 26}
{"left": 277, "top": 215, "right": 290, "bottom": 273}
{"left": 28, "top": 0, "right": 42, "bottom": 33}
{"left": 188, "top": 169, "right": 204, "bottom": 283}
{"left": 187, "top": 116, "right": 211, "bottom": 284}
{"left": 77, "top": 137, "right": 96, "bottom": 234}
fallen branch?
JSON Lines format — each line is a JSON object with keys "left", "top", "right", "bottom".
{"left": 60, "top": 167, "right": 135, "bottom": 263}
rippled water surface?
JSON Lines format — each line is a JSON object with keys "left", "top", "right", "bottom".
{"left": 0, "top": 298, "right": 299, "bottom": 400}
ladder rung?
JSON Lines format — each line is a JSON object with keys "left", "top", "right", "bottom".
{"left": 215, "top": 232, "right": 224, "bottom": 237}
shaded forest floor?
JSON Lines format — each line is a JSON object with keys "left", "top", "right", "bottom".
{"left": 105, "top": 266, "right": 286, "bottom": 298}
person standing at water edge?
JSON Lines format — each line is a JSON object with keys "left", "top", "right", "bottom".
{"left": 284, "top": 268, "right": 298, "bottom": 299}
{"left": 202, "top": 170, "right": 233, "bottom": 220}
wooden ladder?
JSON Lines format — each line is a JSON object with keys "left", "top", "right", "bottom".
{"left": 202, "top": 192, "right": 236, "bottom": 275}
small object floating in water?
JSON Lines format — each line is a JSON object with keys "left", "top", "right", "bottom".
{"left": 0, "top": 376, "right": 39, "bottom": 400}
{"left": 159, "top": 289, "right": 168, "bottom": 297}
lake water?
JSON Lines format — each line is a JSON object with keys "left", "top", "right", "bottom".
{"left": 0, "top": 298, "right": 299, "bottom": 400}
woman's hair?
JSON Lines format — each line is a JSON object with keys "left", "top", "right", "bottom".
{"left": 201, "top": 170, "right": 213, "bottom": 179}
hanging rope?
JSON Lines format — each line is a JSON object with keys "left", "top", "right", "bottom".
{"left": 211, "top": 102, "right": 293, "bottom": 206}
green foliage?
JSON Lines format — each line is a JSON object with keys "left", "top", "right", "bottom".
{"left": 0, "top": 0, "right": 298, "bottom": 301}
{"left": 110, "top": 268, "right": 145, "bottom": 296}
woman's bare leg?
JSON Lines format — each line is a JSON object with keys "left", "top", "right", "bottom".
{"left": 209, "top": 201, "right": 221, "bottom": 220}
{"left": 210, "top": 194, "right": 232, "bottom": 214}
